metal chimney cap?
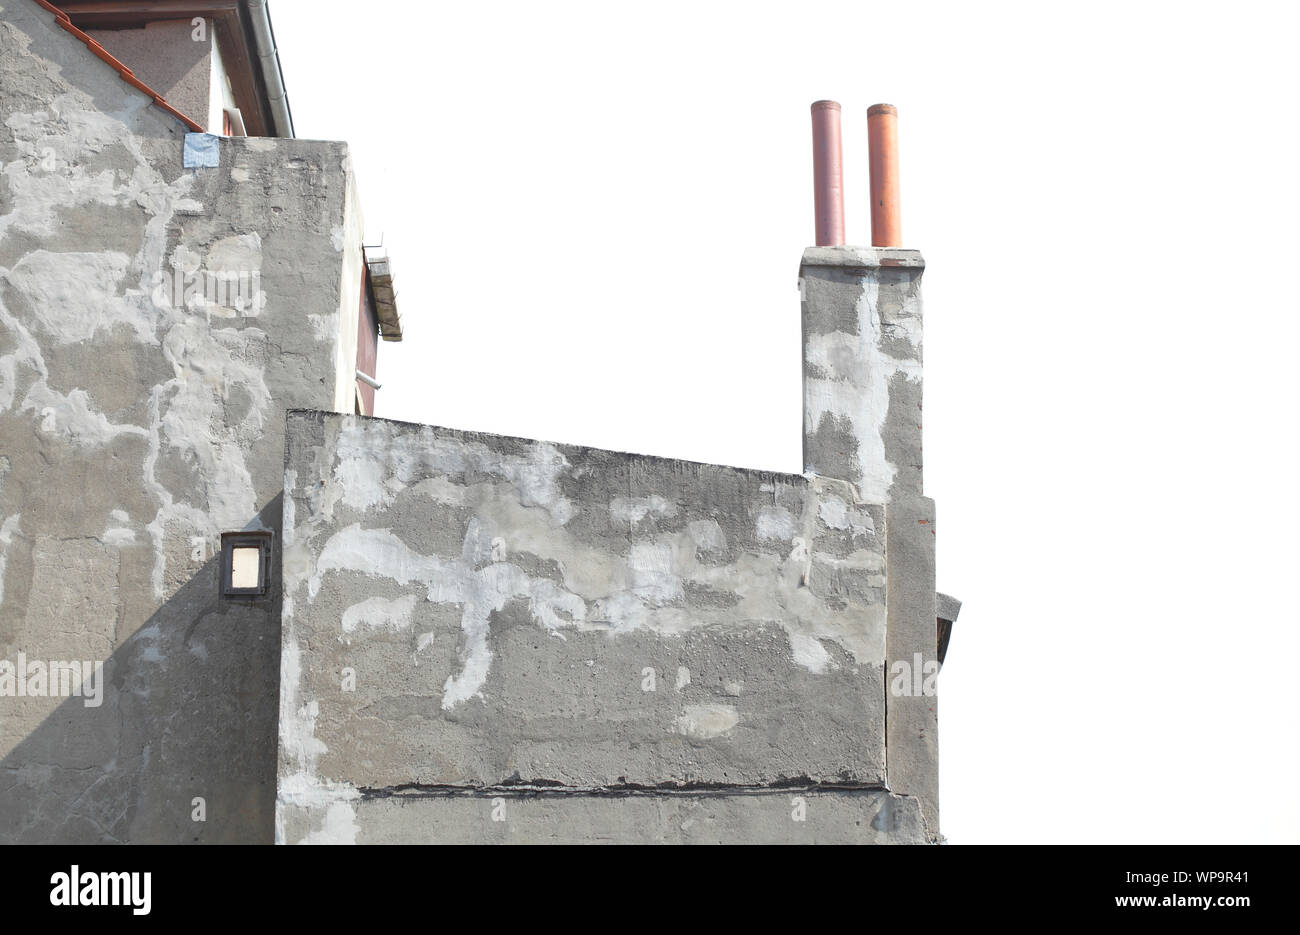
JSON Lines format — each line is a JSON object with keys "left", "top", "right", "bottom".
{"left": 868, "top": 103, "right": 897, "bottom": 116}
{"left": 811, "top": 100, "right": 841, "bottom": 111}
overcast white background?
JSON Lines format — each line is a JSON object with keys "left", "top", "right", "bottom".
{"left": 270, "top": 0, "right": 1299, "bottom": 843}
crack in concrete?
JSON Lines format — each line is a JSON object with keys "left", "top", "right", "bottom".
{"left": 357, "top": 777, "right": 892, "bottom": 800}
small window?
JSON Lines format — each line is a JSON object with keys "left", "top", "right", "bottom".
{"left": 219, "top": 530, "right": 273, "bottom": 598}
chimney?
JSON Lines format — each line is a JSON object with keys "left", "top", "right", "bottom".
{"left": 801, "top": 102, "right": 922, "bottom": 502}
{"left": 799, "top": 100, "right": 936, "bottom": 834}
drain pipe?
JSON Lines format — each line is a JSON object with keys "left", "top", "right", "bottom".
{"left": 245, "top": 0, "right": 294, "bottom": 137}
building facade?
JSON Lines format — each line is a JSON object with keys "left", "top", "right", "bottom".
{"left": 0, "top": 0, "right": 952, "bottom": 844}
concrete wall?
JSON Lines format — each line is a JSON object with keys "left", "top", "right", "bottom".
{"left": 1, "top": 0, "right": 943, "bottom": 846}
{"left": 276, "top": 411, "right": 922, "bottom": 844}
{"left": 0, "top": 0, "right": 360, "bottom": 842}
{"left": 800, "top": 245, "right": 938, "bottom": 835}
{"left": 273, "top": 236, "right": 940, "bottom": 849}
{"left": 800, "top": 246, "right": 924, "bottom": 503}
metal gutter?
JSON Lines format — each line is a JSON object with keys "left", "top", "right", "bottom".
{"left": 244, "top": 0, "right": 294, "bottom": 138}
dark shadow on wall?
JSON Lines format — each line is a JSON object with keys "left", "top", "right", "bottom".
{"left": 0, "top": 494, "right": 285, "bottom": 844}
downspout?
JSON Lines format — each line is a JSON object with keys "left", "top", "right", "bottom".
{"left": 245, "top": 0, "right": 294, "bottom": 138}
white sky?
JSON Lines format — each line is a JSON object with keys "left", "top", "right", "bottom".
{"left": 270, "top": 0, "right": 1300, "bottom": 843}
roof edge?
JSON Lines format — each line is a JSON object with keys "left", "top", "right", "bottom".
{"left": 32, "top": 0, "right": 204, "bottom": 132}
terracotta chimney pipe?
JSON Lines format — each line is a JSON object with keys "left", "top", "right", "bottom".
{"left": 867, "top": 103, "right": 901, "bottom": 247}
{"left": 810, "top": 101, "right": 845, "bottom": 247}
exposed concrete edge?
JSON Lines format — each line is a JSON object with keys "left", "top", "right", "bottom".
{"left": 330, "top": 158, "right": 363, "bottom": 414}
{"left": 884, "top": 496, "right": 939, "bottom": 840}
{"left": 285, "top": 409, "right": 823, "bottom": 487}
{"left": 800, "top": 245, "right": 925, "bottom": 270}
{"left": 348, "top": 789, "right": 932, "bottom": 845}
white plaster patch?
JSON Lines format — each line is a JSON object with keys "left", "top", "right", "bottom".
{"left": 802, "top": 275, "right": 923, "bottom": 501}
{"left": 281, "top": 470, "right": 297, "bottom": 548}
{"left": 611, "top": 495, "right": 676, "bottom": 526}
{"left": 341, "top": 594, "right": 417, "bottom": 633}
{"left": 333, "top": 449, "right": 390, "bottom": 511}
{"left": 818, "top": 494, "right": 875, "bottom": 536}
{"left": 297, "top": 800, "right": 360, "bottom": 845}
{"left": 309, "top": 522, "right": 588, "bottom": 709}
{"left": 206, "top": 232, "right": 262, "bottom": 273}
{"left": 675, "top": 703, "right": 739, "bottom": 739}
{"left": 168, "top": 244, "right": 203, "bottom": 275}
{"left": 627, "top": 541, "right": 683, "bottom": 603}
{"left": 307, "top": 313, "right": 336, "bottom": 342}
{"left": 7, "top": 250, "right": 153, "bottom": 345}
{"left": 102, "top": 526, "right": 135, "bottom": 546}
{"left": 273, "top": 636, "right": 360, "bottom": 845}
{"left": 311, "top": 524, "right": 445, "bottom": 597}
{"left": 330, "top": 419, "right": 577, "bottom": 525}
{"left": 411, "top": 476, "right": 468, "bottom": 506}
{"left": 687, "top": 518, "right": 726, "bottom": 552}
{"left": 789, "top": 632, "right": 832, "bottom": 674}
{"left": 0, "top": 514, "right": 21, "bottom": 604}
{"left": 756, "top": 505, "right": 796, "bottom": 542}
{"left": 23, "top": 384, "right": 149, "bottom": 446}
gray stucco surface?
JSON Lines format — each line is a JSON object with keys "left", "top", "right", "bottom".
{"left": 346, "top": 789, "right": 927, "bottom": 844}
{"left": 1, "top": 0, "right": 946, "bottom": 846}
{"left": 87, "top": 20, "right": 215, "bottom": 132}
{"left": 801, "top": 246, "right": 924, "bottom": 503}
{"left": 0, "top": 0, "right": 358, "bottom": 843}
{"left": 278, "top": 411, "right": 897, "bottom": 842}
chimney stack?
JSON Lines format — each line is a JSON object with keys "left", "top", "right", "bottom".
{"left": 800, "top": 99, "right": 935, "bottom": 835}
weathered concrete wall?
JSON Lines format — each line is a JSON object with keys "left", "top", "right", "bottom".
{"left": 800, "top": 246, "right": 938, "bottom": 835}
{"left": 885, "top": 495, "right": 937, "bottom": 833}
{"left": 801, "top": 246, "right": 923, "bottom": 503}
{"left": 348, "top": 790, "right": 927, "bottom": 844}
{"left": 277, "top": 411, "right": 912, "bottom": 843}
{"left": 1, "top": 0, "right": 943, "bottom": 845}
{"left": 0, "top": 0, "right": 359, "bottom": 842}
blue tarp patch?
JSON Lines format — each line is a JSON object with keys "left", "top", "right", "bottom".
{"left": 183, "top": 133, "right": 220, "bottom": 168}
